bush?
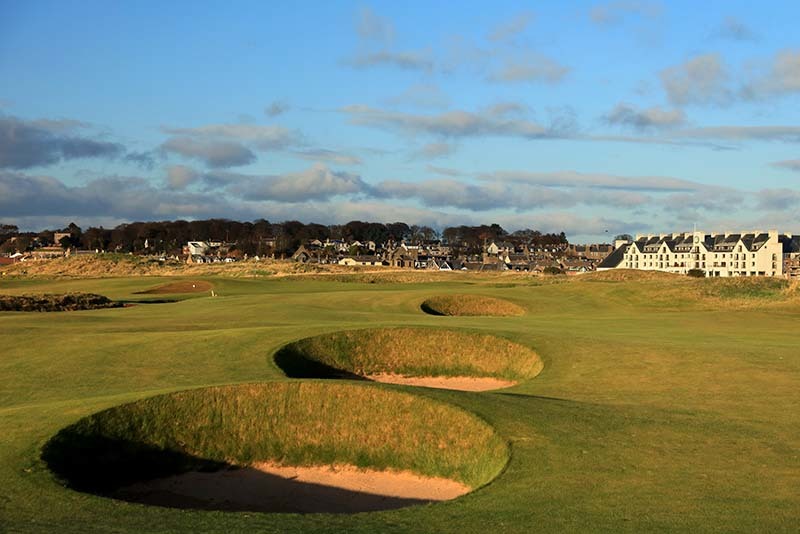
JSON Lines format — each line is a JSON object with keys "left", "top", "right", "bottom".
{"left": 543, "top": 266, "right": 565, "bottom": 275}
{"left": 687, "top": 269, "right": 706, "bottom": 278}
{"left": 0, "top": 293, "right": 120, "bottom": 312}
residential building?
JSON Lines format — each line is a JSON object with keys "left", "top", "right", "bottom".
{"left": 600, "top": 230, "right": 800, "bottom": 278}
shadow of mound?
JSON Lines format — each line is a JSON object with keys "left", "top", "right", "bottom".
{"left": 42, "top": 431, "right": 227, "bottom": 495}
{"left": 273, "top": 346, "right": 368, "bottom": 381}
{"left": 43, "top": 427, "right": 441, "bottom": 513}
{"left": 419, "top": 302, "right": 445, "bottom": 316}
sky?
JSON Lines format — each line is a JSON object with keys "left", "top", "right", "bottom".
{"left": 1, "top": 0, "right": 799, "bottom": 242}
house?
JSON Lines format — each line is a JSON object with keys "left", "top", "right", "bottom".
{"left": 567, "top": 244, "right": 614, "bottom": 261}
{"left": 186, "top": 241, "right": 209, "bottom": 256}
{"left": 338, "top": 256, "right": 388, "bottom": 267}
{"left": 292, "top": 245, "right": 313, "bottom": 263}
{"left": 607, "top": 230, "right": 796, "bottom": 277}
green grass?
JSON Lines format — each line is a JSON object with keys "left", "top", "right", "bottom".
{"left": 1, "top": 273, "right": 799, "bottom": 532}
{"left": 420, "top": 294, "right": 526, "bottom": 316}
{"left": 275, "top": 327, "right": 542, "bottom": 380}
{"left": 43, "top": 382, "right": 507, "bottom": 492}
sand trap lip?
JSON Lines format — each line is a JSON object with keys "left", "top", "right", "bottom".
{"left": 366, "top": 373, "right": 517, "bottom": 392}
{"left": 135, "top": 280, "right": 213, "bottom": 294}
{"left": 420, "top": 295, "right": 525, "bottom": 317}
{"left": 113, "top": 462, "right": 469, "bottom": 514}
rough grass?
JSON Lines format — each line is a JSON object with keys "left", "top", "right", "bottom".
{"left": 421, "top": 294, "right": 525, "bottom": 316}
{"left": 0, "top": 293, "right": 120, "bottom": 312}
{"left": 275, "top": 327, "right": 543, "bottom": 381}
{"left": 42, "top": 382, "right": 508, "bottom": 492}
{"left": 580, "top": 269, "right": 796, "bottom": 308}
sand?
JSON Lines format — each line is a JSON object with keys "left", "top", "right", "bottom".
{"left": 366, "top": 373, "right": 517, "bottom": 392}
{"left": 113, "top": 462, "right": 470, "bottom": 513}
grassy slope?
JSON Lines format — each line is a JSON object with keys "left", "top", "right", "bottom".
{"left": 421, "top": 294, "right": 526, "bottom": 316}
{"left": 0, "top": 274, "right": 799, "bottom": 532}
{"left": 277, "top": 327, "right": 543, "bottom": 380}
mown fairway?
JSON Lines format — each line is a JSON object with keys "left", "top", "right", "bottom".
{"left": 1, "top": 273, "right": 799, "bottom": 533}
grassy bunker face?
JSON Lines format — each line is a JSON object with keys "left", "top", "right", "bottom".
{"left": 42, "top": 382, "right": 508, "bottom": 513}
{"left": 421, "top": 295, "right": 525, "bottom": 317}
{"left": 275, "top": 327, "right": 542, "bottom": 390}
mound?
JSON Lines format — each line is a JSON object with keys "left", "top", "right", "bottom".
{"left": 136, "top": 280, "right": 213, "bottom": 294}
{"left": 421, "top": 295, "right": 525, "bottom": 316}
{"left": 0, "top": 293, "right": 121, "bottom": 312}
{"left": 41, "top": 382, "right": 507, "bottom": 513}
{"left": 579, "top": 269, "right": 681, "bottom": 282}
{"left": 274, "top": 327, "right": 542, "bottom": 390}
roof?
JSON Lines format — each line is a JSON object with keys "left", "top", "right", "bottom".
{"left": 597, "top": 244, "right": 628, "bottom": 269}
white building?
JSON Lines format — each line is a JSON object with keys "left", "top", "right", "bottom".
{"left": 599, "top": 231, "right": 800, "bottom": 278}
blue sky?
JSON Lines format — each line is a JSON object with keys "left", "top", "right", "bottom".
{"left": 1, "top": 0, "right": 799, "bottom": 242}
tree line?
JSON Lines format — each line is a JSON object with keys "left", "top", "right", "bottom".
{"left": 0, "top": 219, "right": 568, "bottom": 257}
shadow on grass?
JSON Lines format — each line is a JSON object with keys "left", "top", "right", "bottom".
{"left": 42, "top": 428, "right": 433, "bottom": 513}
{"left": 118, "top": 299, "right": 179, "bottom": 306}
{"left": 419, "top": 302, "right": 445, "bottom": 316}
{"left": 273, "top": 346, "right": 368, "bottom": 381}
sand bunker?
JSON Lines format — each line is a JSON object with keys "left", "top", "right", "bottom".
{"left": 136, "top": 280, "right": 213, "bottom": 294}
{"left": 114, "top": 462, "right": 469, "bottom": 513}
{"left": 43, "top": 382, "right": 508, "bottom": 514}
{"left": 274, "top": 327, "right": 542, "bottom": 391}
{"left": 366, "top": 373, "right": 516, "bottom": 392}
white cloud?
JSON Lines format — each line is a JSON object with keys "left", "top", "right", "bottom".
{"left": 162, "top": 123, "right": 297, "bottom": 150}
{"left": 488, "top": 53, "right": 569, "bottom": 84}
{"left": 487, "top": 11, "right": 534, "bottom": 41}
{"left": 414, "top": 142, "right": 456, "bottom": 159}
{"left": 165, "top": 165, "right": 201, "bottom": 190}
{"left": 265, "top": 101, "right": 289, "bottom": 117}
{"left": 589, "top": 1, "right": 662, "bottom": 26}
{"left": 356, "top": 6, "right": 395, "bottom": 44}
{"left": 660, "top": 53, "right": 731, "bottom": 106}
{"left": 743, "top": 49, "right": 800, "bottom": 99}
{"left": 161, "top": 137, "right": 256, "bottom": 168}
{"left": 293, "top": 149, "right": 362, "bottom": 166}
{"left": 714, "top": 16, "right": 757, "bottom": 41}
{"left": 771, "top": 159, "right": 800, "bottom": 172}
{"left": 227, "top": 163, "right": 369, "bottom": 202}
{"left": 342, "top": 105, "right": 554, "bottom": 139}
{"left": 347, "top": 50, "right": 434, "bottom": 72}
{"left": 477, "top": 170, "right": 708, "bottom": 192}
{"left": 386, "top": 84, "right": 449, "bottom": 109}
{"left": 603, "top": 102, "right": 686, "bottom": 130}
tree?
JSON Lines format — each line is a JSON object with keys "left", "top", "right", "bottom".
{"left": 0, "top": 224, "right": 18, "bottom": 239}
